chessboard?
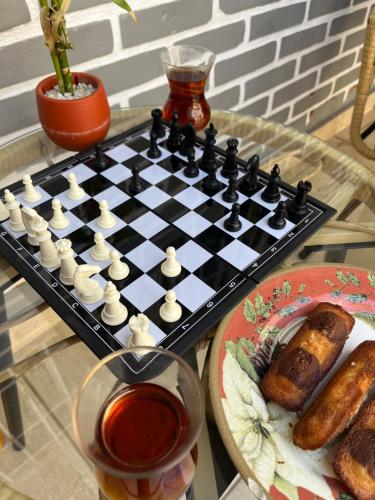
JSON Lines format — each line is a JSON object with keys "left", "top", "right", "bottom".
{"left": 0, "top": 111, "right": 335, "bottom": 374}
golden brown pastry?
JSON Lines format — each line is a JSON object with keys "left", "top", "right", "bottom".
{"left": 333, "top": 396, "right": 375, "bottom": 500}
{"left": 260, "top": 302, "right": 354, "bottom": 411}
{"left": 293, "top": 340, "right": 375, "bottom": 450}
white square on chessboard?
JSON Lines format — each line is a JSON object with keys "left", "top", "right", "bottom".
{"left": 141, "top": 130, "right": 166, "bottom": 143}
{"left": 140, "top": 165, "right": 171, "bottom": 185}
{"left": 48, "top": 211, "right": 84, "bottom": 238}
{"left": 80, "top": 241, "right": 116, "bottom": 270}
{"left": 62, "top": 164, "right": 96, "bottom": 183}
{"left": 250, "top": 187, "right": 287, "bottom": 211}
{"left": 125, "top": 240, "right": 165, "bottom": 272}
{"left": 212, "top": 189, "right": 248, "bottom": 210}
{"left": 134, "top": 186, "right": 170, "bottom": 209}
{"left": 174, "top": 168, "right": 207, "bottom": 186}
{"left": 101, "top": 163, "right": 132, "bottom": 184}
{"left": 114, "top": 320, "right": 166, "bottom": 347}
{"left": 93, "top": 186, "right": 128, "bottom": 209}
{"left": 174, "top": 211, "right": 211, "bottom": 238}
{"left": 129, "top": 212, "right": 168, "bottom": 239}
{"left": 216, "top": 166, "right": 246, "bottom": 183}
{"left": 215, "top": 213, "right": 253, "bottom": 237}
{"left": 218, "top": 240, "right": 260, "bottom": 271}
{"left": 174, "top": 275, "right": 215, "bottom": 312}
{"left": 2, "top": 220, "right": 26, "bottom": 237}
{"left": 121, "top": 274, "right": 165, "bottom": 311}
{"left": 71, "top": 273, "right": 106, "bottom": 312}
{"left": 140, "top": 146, "right": 171, "bottom": 164}
{"left": 176, "top": 241, "right": 212, "bottom": 272}
{"left": 174, "top": 146, "right": 204, "bottom": 162}
{"left": 16, "top": 187, "right": 51, "bottom": 209}
{"left": 59, "top": 190, "right": 91, "bottom": 210}
{"left": 105, "top": 144, "right": 137, "bottom": 163}
{"left": 174, "top": 186, "right": 209, "bottom": 209}
{"left": 87, "top": 215, "right": 126, "bottom": 239}
{"left": 255, "top": 213, "right": 295, "bottom": 239}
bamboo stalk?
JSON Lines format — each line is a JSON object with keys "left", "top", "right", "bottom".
{"left": 53, "top": 0, "right": 73, "bottom": 94}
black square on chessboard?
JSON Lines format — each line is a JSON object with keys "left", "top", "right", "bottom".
{"left": 194, "top": 178, "right": 225, "bottom": 196}
{"left": 150, "top": 226, "right": 190, "bottom": 251}
{"left": 112, "top": 199, "right": 149, "bottom": 223}
{"left": 127, "top": 136, "right": 150, "bottom": 153}
{"left": 91, "top": 295, "right": 139, "bottom": 335}
{"left": 237, "top": 181, "right": 262, "bottom": 197}
{"left": 41, "top": 175, "right": 69, "bottom": 197}
{"left": 84, "top": 154, "right": 116, "bottom": 172}
{"left": 100, "top": 258, "right": 143, "bottom": 293}
{"left": 239, "top": 226, "right": 277, "bottom": 254}
{"left": 158, "top": 155, "right": 186, "bottom": 173}
{"left": 122, "top": 154, "right": 153, "bottom": 172}
{"left": 117, "top": 177, "right": 152, "bottom": 197}
{"left": 195, "top": 226, "right": 234, "bottom": 254}
{"left": 156, "top": 176, "right": 189, "bottom": 196}
{"left": 80, "top": 175, "right": 112, "bottom": 197}
{"left": 148, "top": 262, "right": 190, "bottom": 289}
{"left": 107, "top": 226, "right": 146, "bottom": 255}
{"left": 193, "top": 256, "right": 238, "bottom": 290}
{"left": 144, "top": 297, "right": 191, "bottom": 335}
{"left": 153, "top": 199, "right": 190, "bottom": 223}
{"left": 69, "top": 226, "right": 96, "bottom": 253}
{"left": 33, "top": 199, "right": 60, "bottom": 221}
{"left": 195, "top": 199, "right": 229, "bottom": 223}
{"left": 16, "top": 234, "right": 43, "bottom": 254}
{"left": 71, "top": 198, "right": 100, "bottom": 223}
{"left": 240, "top": 199, "right": 270, "bottom": 224}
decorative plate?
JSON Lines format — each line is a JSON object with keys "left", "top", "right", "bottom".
{"left": 209, "top": 264, "right": 375, "bottom": 500}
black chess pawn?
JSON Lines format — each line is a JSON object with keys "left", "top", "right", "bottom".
{"left": 199, "top": 122, "right": 217, "bottom": 172}
{"left": 224, "top": 203, "right": 242, "bottom": 232}
{"left": 184, "top": 151, "right": 199, "bottom": 178}
{"left": 239, "top": 154, "right": 260, "bottom": 195}
{"left": 221, "top": 138, "right": 239, "bottom": 178}
{"left": 166, "top": 111, "right": 180, "bottom": 153}
{"left": 129, "top": 166, "right": 144, "bottom": 194}
{"left": 95, "top": 144, "right": 108, "bottom": 170}
{"left": 268, "top": 201, "right": 288, "bottom": 229}
{"left": 202, "top": 164, "right": 220, "bottom": 192}
{"left": 179, "top": 124, "right": 196, "bottom": 157}
{"left": 222, "top": 175, "right": 239, "bottom": 203}
{"left": 288, "top": 180, "right": 312, "bottom": 216}
{"left": 262, "top": 164, "right": 281, "bottom": 203}
{"left": 147, "top": 131, "right": 161, "bottom": 159}
{"left": 151, "top": 108, "right": 165, "bottom": 138}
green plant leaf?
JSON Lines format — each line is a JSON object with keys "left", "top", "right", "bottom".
{"left": 111, "top": 0, "right": 137, "bottom": 21}
{"left": 236, "top": 345, "right": 260, "bottom": 383}
{"left": 244, "top": 299, "right": 257, "bottom": 323}
{"left": 345, "top": 293, "right": 368, "bottom": 304}
{"left": 324, "top": 279, "right": 334, "bottom": 286}
{"left": 297, "top": 283, "right": 306, "bottom": 293}
{"left": 224, "top": 340, "right": 237, "bottom": 358}
{"left": 257, "top": 326, "right": 281, "bottom": 340}
{"left": 237, "top": 337, "right": 257, "bottom": 354}
{"left": 336, "top": 270, "right": 348, "bottom": 284}
{"left": 282, "top": 280, "right": 292, "bottom": 296}
{"left": 273, "top": 474, "right": 298, "bottom": 500}
{"left": 353, "top": 312, "right": 375, "bottom": 329}
{"left": 368, "top": 272, "right": 375, "bottom": 288}
{"left": 348, "top": 273, "right": 360, "bottom": 287}
{"left": 254, "top": 293, "right": 267, "bottom": 316}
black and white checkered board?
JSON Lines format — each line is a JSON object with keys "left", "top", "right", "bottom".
{"left": 0, "top": 119, "right": 335, "bottom": 373}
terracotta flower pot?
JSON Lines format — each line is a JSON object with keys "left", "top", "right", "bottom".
{"left": 35, "top": 72, "right": 110, "bottom": 152}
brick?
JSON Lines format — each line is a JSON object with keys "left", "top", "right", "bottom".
{"left": 0, "top": 91, "right": 38, "bottom": 137}
{"left": 344, "top": 29, "right": 365, "bottom": 51}
{"left": 179, "top": 22, "right": 245, "bottom": 55}
{"left": 215, "top": 42, "right": 276, "bottom": 86}
{"left": 250, "top": 3, "right": 305, "bottom": 40}
{"left": 245, "top": 61, "right": 296, "bottom": 100}
{"left": 280, "top": 24, "right": 327, "bottom": 57}
{"left": 220, "top": 0, "right": 280, "bottom": 14}
{"left": 293, "top": 83, "right": 332, "bottom": 115}
{"left": 334, "top": 67, "right": 360, "bottom": 92}
{"left": 238, "top": 97, "right": 269, "bottom": 116}
{"left": 300, "top": 41, "right": 340, "bottom": 73}
{"left": 268, "top": 107, "right": 290, "bottom": 123}
{"left": 0, "top": 0, "right": 30, "bottom": 33}
{"left": 330, "top": 9, "right": 367, "bottom": 36}
{"left": 308, "top": 0, "right": 350, "bottom": 19}
{"left": 129, "top": 84, "right": 169, "bottom": 107}
{"left": 208, "top": 87, "right": 240, "bottom": 110}
{"left": 320, "top": 53, "right": 356, "bottom": 82}
{"left": 308, "top": 92, "right": 345, "bottom": 128}
{"left": 0, "top": 21, "right": 113, "bottom": 89}
{"left": 289, "top": 115, "right": 307, "bottom": 131}
{"left": 120, "top": 0, "right": 212, "bottom": 48}
{"left": 273, "top": 72, "right": 318, "bottom": 109}
{"left": 70, "top": 0, "right": 109, "bottom": 10}
{"left": 91, "top": 49, "right": 164, "bottom": 96}
{"left": 353, "top": 0, "right": 368, "bottom": 4}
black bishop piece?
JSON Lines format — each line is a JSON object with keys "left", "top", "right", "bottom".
{"left": 261, "top": 164, "right": 281, "bottom": 204}
{"left": 222, "top": 175, "right": 239, "bottom": 203}
{"left": 95, "top": 144, "right": 108, "bottom": 170}
{"left": 147, "top": 131, "right": 162, "bottom": 159}
{"left": 129, "top": 166, "right": 144, "bottom": 195}
{"left": 166, "top": 111, "right": 180, "bottom": 153}
{"left": 221, "top": 138, "right": 239, "bottom": 178}
{"left": 202, "top": 164, "right": 220, "bottom": 192}
{"left": 288, "top": 180, "right": 312, "bottom": 216}
{"left": 184, "top": 151, "right": 199, "bottom": 178}
{"left": 151, "top": 108, "right": 165, "bottom": 138}
{"left": 200, "top": 123, "right": 217, "bottom": 172}
{"left": 239, "top": 154, "right": 260, "bottom": 195}
{"left": 224, "top": 203, "right": 242, "bottom": 232}
{"left": 268, "top": 201, "right": 288, "bottom": 230}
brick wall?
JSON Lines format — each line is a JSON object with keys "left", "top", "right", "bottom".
{"left": 0, "top": 0, "right": 371, "bottom": 146}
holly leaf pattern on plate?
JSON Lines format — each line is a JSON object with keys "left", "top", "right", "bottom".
{"left": 345, "top": 293, "right": 368, "bottom": 304}
{"left": 244, "top": 299, "right": 257, "bottom": 323}
{"left": 368, "top": 272, "right": 375, "bottom": 288}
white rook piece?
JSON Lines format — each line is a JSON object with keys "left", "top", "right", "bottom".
{"left": 67, "top": 172, "right": 85, "bottom": 200}
{"left": 161, "top": 246, "right": 181, "bottom": 277}
{"left": 97, "top": 200, "right": 116, "bottom": 229}
{"left": 73, "top": 264, "right": 103, "bottom": 304}
{"left": 101, "top": 281, "right": 128, "bottom": 326}
{"left": 22, "top": 174, "right": 41, "bottom": 203}
{"left": 50, "top": 198, "right": 69, "bottom": 229}
{"left": 31, "top": 215, "right": 60, "bottom": 268}
{"left": 4, "top": 189, "right": 25, "bottom": 232}
{"left": 108, "top": 250, "right": 129, "bottom": 280}
{"left": 159, "top": 290, "right": 182, "bottom": 322}
{"left": 0, "top": 200, "right": 9, "bottom": 222}
{"left": 56, "top": 239, "right": 77, "bottom": 285}
{"left": 91, "top": 232, "right": 110, "bottom": 261}
{"left": 21, "top": 207, "right": 39, "bottom": 246}
{"left": 128, "top": 314, "right": 155, "bottom": 347}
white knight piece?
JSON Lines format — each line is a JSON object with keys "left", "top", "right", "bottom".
{"left": 73, "top": 264, "right": 103, "bottom": 304}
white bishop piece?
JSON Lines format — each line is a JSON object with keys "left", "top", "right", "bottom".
{"left": 161, "top": 246, "right": 181, "bottom": 277}
{"left": 128, "top": 314, "right": 155, "bottom": 347}
{"left": 67, "top": 173, "right": 85, "bottom": 200}
{"left": 4, "top": 190, "right": 25, "bottom": 232}
{"left": 31, "top": 215, "right": 60, "bottom": 268}
{"left": 21, "top": 207, "right": 39, "bottom": 246}
{"left": 159, "top": 290, "right": 182, "bottom": 322}
{"left": 108, "top": 250, "right": 129, "bottom": 280}
{"left": 56, "top": 239, "right": 77, "bottom": 285}
{"left": 22, "top": 174, "right": 41, "bottom": 203}
{"left": 0, "top": 200, "right": 9, "bottom": 222}
{"left": 101, "top": 281, "right": 128, "bottom": 326}
{"left": 97, "top": 200, "right": 116, "bottom": 229}
{"left": 50, "top": 199, "right": 69, "bottom": 229}
{"left": 73, "top": 264, "right": 103, "bottom": 304}
{"left": 91, "top": 232, "right": 110, "bottom": 261}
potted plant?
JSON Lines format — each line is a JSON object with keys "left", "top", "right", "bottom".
{"left": 36, "top": 0, "right": 135, "bottom": 151}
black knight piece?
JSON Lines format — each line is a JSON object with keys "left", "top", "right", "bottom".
{"left": 288, "top": 180, "right": 312, "bottom": 216}
{"left": 202, "top": 164, "right": 220, "bottom": 192}
{"left": 147, "top": 131, "right": 162, "bottom": 159}
{"left": 224, "top": 203, "right": 242, "bottom": 232}
{"left": 239, "top": 154, "right": 260, "bottom": 195}
{"left": 95, "top": 144, "right": 109, "bottom": 170}
{"left": 184, "top": 151, "right": 199, "bottom": 178}
{"left": 129, "top": 166, "right": 144, "bottom": 194}
{"left": 151, "top": 108, "right": 165, "bottom": 138}
{"left": 222, "top": 175, "right": 239, "bottom": 203}
{"left": 221, "top": 138, "right": 239, "bottom": 178}
{"left": 166, "top": 111, "right": 180, "bottom": 152}
{"left": 262, "top": 164, "right": 281, "bottom": 204}
{"left": 179, "top": 124, "right": 196, "bottom": 157}
{"left": 199, "top": 123, "right": 217, "bottom": 172}
{"left": 268, "top": 200, "right": 288, "bottom": 229}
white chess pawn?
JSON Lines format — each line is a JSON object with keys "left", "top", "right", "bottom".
{"left": 21, "top": 207, "right": 39, "bottom": 246}
{"left": 22, "top": 174, "right": 41, "bottom": 203}
{"left": 0, "top": 200, "right": 9, "bottom": 222}
{"left": 108, "top": 250, "right": 129, "bottom": 280}
{"left": 56, "top": 239, "right": 77, "bottom": 285}
{"left": 73, "top": 264, "right": 103, "bottom": 304}
{"left": 161, "top": 246, "right": 181, "bottom": 277}
{"left": 128, "top": 314, "right": 155, "bottom": 347}
{"left": 4, "top": 189, "right": 25, "bottom": 232}
{"left": 67, "top": 172, "right": 85, "bottom": 200}
{"left": 31, "top": 215, "right": 60, "bottom": 268}
{"left": 101, "top": 281, "right": 128, "bottom": 326}
{"left": 97, "top": 200, "right": 116, "bottom": 229}
{"left": 159, "top": 290, "right": 182, "bottom": 322}
{"left": 91, "top": 232, "right": 110, "bottom": 261}
{"left": 50, "top": 198, "right": 69, "bottom": 229}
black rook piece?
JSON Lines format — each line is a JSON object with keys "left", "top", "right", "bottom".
{"left": 222, "top": 175, "right": 239, "bottom": 203}
{"left": 184, "top": 151, "right": 199, "bottom": 178}
{"left": 221, "top": 138, "right": 239, "bottom": 178}
{"left": 262, "top": 164, "right": 281, "bottom": 204}
{"left": 95, "top": 144, "right": 108, "bottom": 170}
{"left": 166, "top": 111, "right": 180, "bottom": 153}
{"left": 224, "top": 203, "right": 242, "bottom": 232}
{"left": 179, "top": 124, "right": 196, "bottom": 157}
{"left": 202, "top": 164, "right": 220, "bottom": 192}
{"left": 239, "top": 154, "right": 260, "bottom": 195}
{"left": 129, "top": 166, "right": 144, "bottom": 194}
{"left": 151, "top": 108, "right": 165, "bottom": 138}
{"left": 268, "top": 200, "right": 288, "bottom": 230}
{"left": 288, "top": 180, "right": 312, "bottom": 216}
{"left": 147, "top": 131, "right": 162, "bottom": 159}
{"left": 200, "top": 122, "right": 217, "bottom": 172}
